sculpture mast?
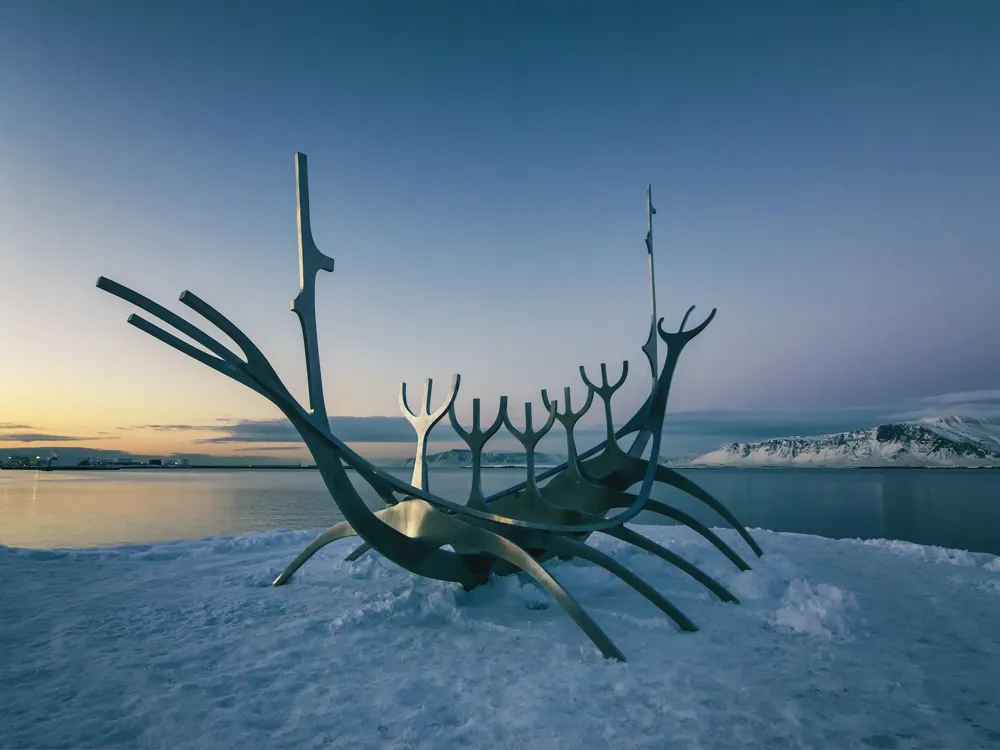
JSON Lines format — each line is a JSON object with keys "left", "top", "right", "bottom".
{"left": 291, "top": 153, "right": 336, "bottom": 427}
{"left": 641, "top": 184, "right": 658, "bottom": 382}
{"left": 629, "top": 185, "right": 659, "bottom": 457}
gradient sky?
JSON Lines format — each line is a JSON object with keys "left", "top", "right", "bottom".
{"left": 1, "top": 1, "right": 999, "bottom": 461}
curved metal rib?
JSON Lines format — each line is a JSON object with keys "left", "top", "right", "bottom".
{"left": 96, "top": 277, "right": 244, "bottom": 366}
{"left": 124, "top": 313, "right": 263, "bottom": 394}
{"left": 179, "top": 291, "right": 285, "bottom": 387}
{"left": 344, "top": 542, "right": 371, "bottom": 562}
{"left": 473, "top": 541, "right": 624, "bottom": 661}
{"left": 381, "top": 500, "right": 626, "bottom": 661}
{"left": 602, "top": 526, "right": 739, "bottom": 604}
{"left": 626, "top": 498, "right": 751, "bottom": 571}
{"left": 273, "top": 520, "right": 359, "bottom": 585}
{"left": 544, "top": 536, "right": 697, "bottom": 632}
{"left": 654, "top": 466, "right": 763, "bottom": 558}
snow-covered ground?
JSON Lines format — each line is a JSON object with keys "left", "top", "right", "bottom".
{"left": 3, "top": 525, "right": 1000, "bottom": 749}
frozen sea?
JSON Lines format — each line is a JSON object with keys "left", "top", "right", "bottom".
{"left": 2, "top": 468, "right": 1000, "bottom": 748}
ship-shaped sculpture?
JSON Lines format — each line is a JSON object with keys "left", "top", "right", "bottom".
{"left": 97, "top": 154, "right": 762, "bottom": 661}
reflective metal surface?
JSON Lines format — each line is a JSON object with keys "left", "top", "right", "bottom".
{"left": 97, "top": 152, "right": 763, "bottom": 661}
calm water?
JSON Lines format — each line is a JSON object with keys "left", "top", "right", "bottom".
{"left": 1, "top": 468, "right": 998, "bottom": 554}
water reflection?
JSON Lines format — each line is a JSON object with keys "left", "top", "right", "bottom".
{"left": 0, "top": 468, "right": 998, "bottom": 554}
{"left": 656, "top": 469, "right": 1000, "bottom": 554}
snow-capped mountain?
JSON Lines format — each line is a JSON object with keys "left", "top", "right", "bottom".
{"left": 688, "top": 416, "right": 1000, "bottom": 468}
{"left": 402, "top": 449, "right": 564, "bottom": 469}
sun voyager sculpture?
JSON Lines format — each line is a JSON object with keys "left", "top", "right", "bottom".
{"left": 98, "top": 153, "right": 763, "bottom": 661}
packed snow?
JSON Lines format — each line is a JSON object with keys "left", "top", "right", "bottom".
{"left": 3, "top": 525, "right": 1000, "bottom": 748}
{"left": 689, "top": 415, "right": 1000, "bottom": 467}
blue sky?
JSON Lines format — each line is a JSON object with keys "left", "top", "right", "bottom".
{"left": 0, "top": 1, "right": 998, "bottom": 460}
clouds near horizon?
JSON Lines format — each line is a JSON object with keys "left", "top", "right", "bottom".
{"left": 0, "top": 433, "right": 99, "bottom": 444}
{"left": 14, "top": 387, "right": 985, "bottom": 459}
{"left": 0, "top": 423, "right": 110, "bottom": 444}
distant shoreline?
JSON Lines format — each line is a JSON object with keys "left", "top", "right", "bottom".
{"left": 673, "top": 464, "right": 1000, "bottom": 471}
{"left": 0, "top": 465, "right": 318, "bottom": 472}
{"left": 3, "top": 464, "right": 999, "bottom": 473}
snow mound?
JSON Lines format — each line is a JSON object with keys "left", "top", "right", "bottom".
{"left": 774, "top": 579, "right": 857, "bottom": 639}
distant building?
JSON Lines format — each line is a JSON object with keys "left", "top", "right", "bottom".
{"left": 149, "top": 459, "right": 162, "bottom": 466}
{"left": 2, "top": 456, "right": 56, "bottom": 469}
{"left": 78, "top": 458, "right": 113, "bottom": 467}
{"left": 77, "top": 457, "right": 137, "bottom": 468}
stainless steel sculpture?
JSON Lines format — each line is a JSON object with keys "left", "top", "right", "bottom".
{"left": 97, "top": 154, "right": 762, "bottom": 661}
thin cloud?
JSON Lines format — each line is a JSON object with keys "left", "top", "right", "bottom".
{"left": 118, "top": 424, "right": 221, "bottom": 431}
{"left": 889, "top": 389, "right": 1000, "bottom": 420}
{"left": 0, "top": 432, "right": 100, "bottom": 443}
{"left": 194, "top": 417, "right": 457, "bottom": 444}
{"left": 0, "top": 423, "right": 33, "bottom": 429}
{"left": 194, "top": 419, "right": 302, "bottom": 444}
{"left": 914, "top": 389, "right": 1000, "bottom": 405}
{"left": 232, "top": 445, "right": 304, "bottom": 452}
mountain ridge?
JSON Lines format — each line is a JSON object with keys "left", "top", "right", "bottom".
{"left": 686, "top": 416, "right": 1000, "bottom": 468}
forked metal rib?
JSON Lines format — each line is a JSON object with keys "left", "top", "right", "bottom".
{"left": 579, "top": 361, "right": 629, "bottom": 453}
{"left": 449, "top": 396, "right": 508, "bottom": 510}
{"left": 541, "top": 385, "right": 593, "bottom": 481}
{"left": 344, "top": 375, "right": 463, "bottom": 563}
{"left": 400, "top": 375, "right": 462, "bottom": 492}
{"left": 503, "top": 400, "right": 558, "bottom": 499}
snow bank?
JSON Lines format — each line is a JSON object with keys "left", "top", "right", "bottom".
{"left": 2, "top": 526, "right": 999, "bottom": 749}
